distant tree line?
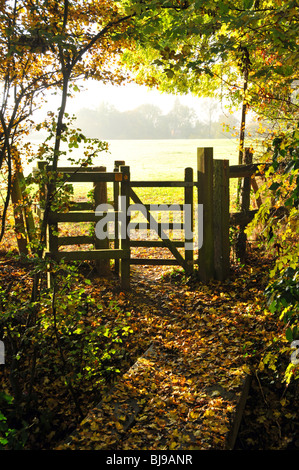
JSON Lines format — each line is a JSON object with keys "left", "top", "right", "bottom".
{"left": 76, "top": 98, "right": 257, "bottom": 140}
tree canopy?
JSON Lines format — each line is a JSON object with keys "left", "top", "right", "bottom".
{"left": 120, "top": 0, "right": 298, "bottom": 130}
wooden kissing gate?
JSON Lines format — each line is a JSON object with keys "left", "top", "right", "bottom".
{"left": 35, "top": 147, "right": 263, "bottom": 289}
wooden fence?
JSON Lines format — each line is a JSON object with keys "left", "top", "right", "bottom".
{"left": 35, "top": 147, "right": 265, "bottom": 289}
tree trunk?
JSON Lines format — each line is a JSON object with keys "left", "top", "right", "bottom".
{"left": 17, "top": 169, "right": 37, "bottom": 245}
{"left": 237, "top": 68, "right": 249, "bottom": 210}
{"left": 239, "top": 68, "right": 249, "bottom": 165}
{"left": 11, "top": 171, "right": 29, "bottom": 255}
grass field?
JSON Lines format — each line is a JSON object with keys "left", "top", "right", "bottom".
{"left": 69, "top": 138, "right": 242, "bottom": 208}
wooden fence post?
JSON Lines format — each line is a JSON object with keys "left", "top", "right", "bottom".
{"left": 120, "top": 165, "right": 130, "bottom": 289}
{"left": 184, "top": 167, "right": 194, "bottom": 276}
{"left": 113, "top": 160, "right": 125, "bottom": 276}
{"left": 93, "top": 166, "right": 110, "bottom": 276}
{"left": 197, "top": 148, "right": 214, "bottom": 282}
{"left": 213, "top": 159, "right": 230, "bottom": 280}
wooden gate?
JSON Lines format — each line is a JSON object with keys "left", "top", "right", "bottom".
{"left": 125, "top": 165, "right": 195, "bottom": 276}
{"left": 35, "top": 147, "right": 265, "bottom": 289}
{"left": 35, "top": 161, "right": 196, "bottom": 289}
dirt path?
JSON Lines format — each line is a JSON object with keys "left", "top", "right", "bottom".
{"left": 57, "top": 263, "right": 258, "bottom": 450}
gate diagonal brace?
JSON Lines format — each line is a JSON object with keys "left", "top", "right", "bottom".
{"left": 129, "top": 188, "right": 188, "bottom": 271}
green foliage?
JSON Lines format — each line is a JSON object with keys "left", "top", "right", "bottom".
{"left": 270, "top": 126, "right": 299, "bottom": 209}
{"left": 0, "top": 258, "right": 134, "bottom": 449}
{"left": 266, "top": 267, "right": 299, "bottom": 341}
{"left": 121, "top": 0, "right": 299, "bottom": 123}
{"left": 50, "top": 267, "right": 133, "bottom": 385}
{"left": 0, "top": 392, "right": 27, "bottom": 450}
{"left": 246, "top": 125, "right": 299, "bottom": 380}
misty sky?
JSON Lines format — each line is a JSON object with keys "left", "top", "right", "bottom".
{"left": 36, "top": 80, "right": 224, "bottom": 122}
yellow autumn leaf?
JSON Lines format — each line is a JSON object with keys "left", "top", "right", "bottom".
{"left": 90, "top": 422, "right": 99, "bottom": 431}
{"left": 217, "top": 424, "right": 230, "bottom": 434}
{"left": 203, "top": 409, "right": 215, "bottom": 417}
{"left": 115, "top": 421, "right": 123, "bottom": 431}
{"left": 280, "top": 398, "right": 287, "bottom": 407}
{"left": 169, "top": 441, "right": 178, "bottom": 450}
{"left": 189, "top": 409, "right": 201, "bottom": 419}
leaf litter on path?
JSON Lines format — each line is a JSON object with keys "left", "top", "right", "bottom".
{"left": 58, "top": 253, "right": 279, "bottom": 450}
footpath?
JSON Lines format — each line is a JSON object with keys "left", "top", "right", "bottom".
{"left": 57, "top": 263, "right": 259, "bottom": 451}
{"left": 57, "top": 344, "right": 250, "bottom": 451}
